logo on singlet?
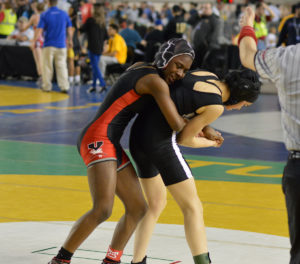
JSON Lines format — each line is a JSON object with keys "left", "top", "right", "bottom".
{"left": 88, "top": 141, "right": 104, "bottom": 156}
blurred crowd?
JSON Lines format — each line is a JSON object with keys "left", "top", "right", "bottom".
{"left": 0, "top": 0, "right": 300, "bottom": 90}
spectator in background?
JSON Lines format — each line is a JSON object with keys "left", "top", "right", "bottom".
{"left": 57, "top": 0, "right": 71, "bottom": 13}
{"left": 253, "top": 2, "right": 275, "bottom": 50}
{"left": 163, "top": 4, "right": 186, "bottom": 41}
{"left": 187, "top": 2, "right": 198, "bottom": 27}
{"left": 178, "top": 3, "right": 187, "bottom": 18}
{"left": 80, "top": 3, "right": 108, "bottom": 93}
{"left": 7, "top": 16, "right": 33, "bottom": 46}
{"left": 137, "top": 1, "right": 148, "bottom": 18}
{"left": 125, "top": 3, "right": 139, "bottom": 22}
{"left": 278, "top": 4, "right": 293, "bottom": 33}
{"left": 100, "top": 23, "right": 127, "bottom": 80}
{"left": 114, "top": 4, "right": 125, "bottom": 25}
{"left": 189, "top": 2, "right": 198, "bottom": 17}
{"left": 67, "top": 2, "right": 81, "bottom": 86}
{"left": 277, "top": 3, "right": 300, "bottom": 47}
{"left": 148, "top": 4, "right": 160, "bottom": 24}
{"left": 80, "top": 0, "right": 93, "bottom": 24}
{"left": 265, "top": 26, "right": 277, "bottom": 48}
{"left": 136, "top": 11, "right": 152, "bottom": 30}
{"left": 33, "top": 0, "right": 73, "bottom": 93}
{"left": 26, "top": 1, "right": 44, "bottom": 86}
{"left": 15, "top": 0, "right": 33, "bottom": 19}
{"left": 143, "top": 19, "right": 164, "bottom": 62}
{"left": 0, "top": 1, "right": 17, "bottom": 39}
{"left": 161, "top": 3, "right": 172, "bottom": 22}
{"left": 192, "top": 2, "right": 220, "bottom": 68}
{"left": 120, "top": 20, "right": 143, "bottom": 60}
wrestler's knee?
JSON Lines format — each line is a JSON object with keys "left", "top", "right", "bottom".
{"left": 148, "top": 197, "right": 167, "bottom": 217}
{"left": 126, "top": 199, "right": 148, "bottom": 221}
{"left": 91, "top": 204, "right": 113, "bottom": 224}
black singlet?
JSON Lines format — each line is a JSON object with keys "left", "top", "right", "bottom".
{"left": 129, "top": 71, "right": 223, "bottom": 185}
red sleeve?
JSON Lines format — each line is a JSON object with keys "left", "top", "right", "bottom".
{"left": 0, "top": 11, "right": 5, "bottom": 23}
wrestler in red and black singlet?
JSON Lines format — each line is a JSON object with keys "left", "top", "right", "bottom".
{"left": 77, "top": 63, "right": 158, "bottom": 169}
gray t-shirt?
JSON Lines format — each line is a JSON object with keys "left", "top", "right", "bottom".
{"left": 255, "top": 44, "right": 300, "bottom": 151}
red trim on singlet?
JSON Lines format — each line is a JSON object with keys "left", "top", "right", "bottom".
{"left": 86, "top": 89, "right": 141, "bottom": 138}
{"left": 80, "top": 89, "right": 141, "bottom": 165}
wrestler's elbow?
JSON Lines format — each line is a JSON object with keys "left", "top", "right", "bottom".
{"left": 171, "top": 119, "right": 186, "bottom": 132}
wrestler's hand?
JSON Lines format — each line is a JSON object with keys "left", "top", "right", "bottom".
{"left": 239, "top": 6, "right": 255, "bottom": 28}
{"left": 202, "top": 126, "right": 224, "bottom": 147}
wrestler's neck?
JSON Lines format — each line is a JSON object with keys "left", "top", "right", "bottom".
{"left": 216, "top": 81, "right": 230, "bottom": 103}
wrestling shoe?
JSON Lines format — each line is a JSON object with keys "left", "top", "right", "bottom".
{"left": 101, "top": 258, "right": 120, "bottom": 264}
{"left": 131, "top": 256, "right": 147, "bottom": 264}
{"left": 48, "top": 257, "right": 71, "bottom": 264}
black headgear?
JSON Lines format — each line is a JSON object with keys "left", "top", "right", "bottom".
{"left": 224, "top": 69, "right": 261, "bottom": 105}
{"left": 154, "top": 38, "right": 195, "bottom": 69}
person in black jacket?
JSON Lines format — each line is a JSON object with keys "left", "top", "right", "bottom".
{"left": 277, "top": 3, "right": 300, "bottom": 47}
{"left": 191, "top": 3, "right": 220, "bottom": 68}
{"left": 144, "top": 19, "right": 164, "bottom": 62}
{"left": 163, "top": 5, "right": 187, "bottom": 41}
{"left": 80, "top": 3, "right": 108, "bottom": 93}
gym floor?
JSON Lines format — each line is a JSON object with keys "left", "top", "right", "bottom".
{"left": 0, "top": 80, "right": 290, "bottom": 263}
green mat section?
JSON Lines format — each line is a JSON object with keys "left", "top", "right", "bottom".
{"left": 0, "top": 140, "right": 285, "bottom": 184}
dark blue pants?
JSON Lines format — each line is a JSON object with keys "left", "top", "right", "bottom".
{"left": 88, "top": 50, "right": 106, "bottom": 88}
{"left": 282, "top": 157, "right": 300, "bottom": 264}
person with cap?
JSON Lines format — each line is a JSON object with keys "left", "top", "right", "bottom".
{"left": 238, "top": 6, "right": 300, "bottom": 264}
{"left": 129, "top": 68, "right": 261, "bottom": 264}
{"left": 47, "top": 38, "right": 195, "bottom": 264}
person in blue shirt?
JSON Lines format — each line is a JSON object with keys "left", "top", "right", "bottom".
{"left": 120, "top": 20, "right": 143, "bottom": 61}
{"left": 32, "top": 0, "right": 73, "bottom": 93}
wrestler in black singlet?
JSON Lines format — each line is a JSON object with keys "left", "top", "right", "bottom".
{"left": 129, "top": 71, "right": 223, "bottom": 186}
{"left": 77, "top": 63, "right": 162, "bottom": 168}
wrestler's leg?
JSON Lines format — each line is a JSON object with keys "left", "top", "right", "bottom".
{"left": 167, "top": 178, "right": 208, "bottom": 256}
{"left": 108, "top": 163, "right": 148, "bottom": 250}
{"left": 132, "top": 175, "right": 167, "bottom": 263}
{"left": 62, "top": 161, "right": 118, "bottom": 252}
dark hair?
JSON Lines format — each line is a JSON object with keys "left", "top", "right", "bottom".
{"left": 36, "top": 2, "right": 45, "bottom": 12}
{"left": 49, "top": 0, "right": 58, "bottom": 5}
{"left": 154, "top": 38, "right": 195, "bottom": 69}
{"left": 224, "top": 69, "right": 261, "bottom": 105}
{"left": 256, "top": 2, "right": 263, "bottom": 9}
{"left": 172, "top": 5, "right": 181, "bottom": 13}
{"left": 109, "top": 23, "right": 119, "bottom": 32}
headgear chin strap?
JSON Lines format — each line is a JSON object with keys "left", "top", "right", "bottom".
{"left": 154, "top": 38, "right": 195, "bottom": 69}
{"left": 224, "top": 69, "right": 261, "bottom": 105}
